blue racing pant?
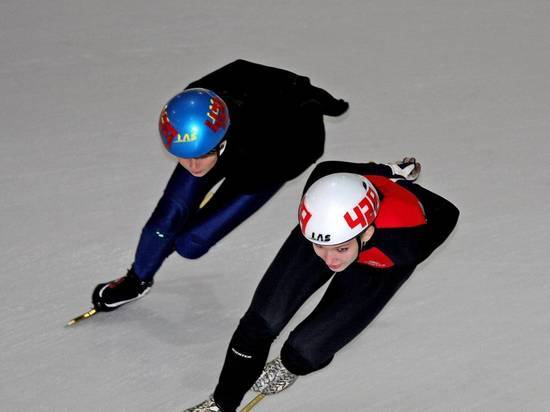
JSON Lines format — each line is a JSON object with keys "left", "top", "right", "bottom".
{"left": 133, "top": 164, "right": 282, "bottom": 281}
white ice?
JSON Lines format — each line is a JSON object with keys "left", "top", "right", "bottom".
{"left": 1, "top": 1, "right": 549, "bottom": 411}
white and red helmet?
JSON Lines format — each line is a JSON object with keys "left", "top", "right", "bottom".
{"left": 298, "top": 173, "right": 380, "bottom": 245}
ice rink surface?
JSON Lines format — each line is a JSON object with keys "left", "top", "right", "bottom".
{"left": 1, "top": 1, "right": 549, "bottom": 411}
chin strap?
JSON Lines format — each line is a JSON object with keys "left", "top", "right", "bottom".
{"left": 203, "top": 140, "right": 227, "bottom": 158}
{"left": 354, "top": 229, "right": 369, "bottom": 261}
{"left": 356, "top": 224, "right": 376, "bottom": 258}
{"left": 355, "top": 235, "right": 363, "bottom": 251}
{"left": 217, "top": 140, "right": 227, "bottom": 156}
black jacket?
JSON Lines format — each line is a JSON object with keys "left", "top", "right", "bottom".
{"left": 186, "top": 60, "right": 349, "bottom": 191}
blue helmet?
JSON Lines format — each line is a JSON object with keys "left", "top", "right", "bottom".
{"left": 159, "top": 88, "right": 230, "bottom": 158}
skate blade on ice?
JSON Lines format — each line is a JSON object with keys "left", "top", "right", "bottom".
{"left": 240, "top": 394, "right": 265, "bottom": 412}
{"left": 66, "top": 308, "right": 97, "bottom": 326}
{"left": 66, "top": 187, "right": 219, "bottom": 329}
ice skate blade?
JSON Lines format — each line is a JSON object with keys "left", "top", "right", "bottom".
{"left": 240, "top": 394, "right": 265, "bottom": 412}
{"left": 66, "top": 308, "right": 97, "bottom": 326}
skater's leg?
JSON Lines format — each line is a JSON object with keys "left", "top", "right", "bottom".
{"left": 280, "top": 265, "right": 416, "bottom": 375}
{"left": 173, "top": 179, "right": 282, "bottom": 259}
{"left": 213, "top": 226, "right": 333, "bottom": 411}
{"left": 133, "top": 164, "right": 224, "bottom": 280}
{"left": 92, "top": 164, "right": 224, "bottom": 310}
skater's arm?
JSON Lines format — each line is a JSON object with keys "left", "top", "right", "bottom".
{"left": 303, "top": 161, "right": 394, "bottom": 194}
{"left": 375, "top": 184, "right": 459, "bottom": 266}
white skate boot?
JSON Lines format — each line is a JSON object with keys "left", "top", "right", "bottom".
{"left": 183, "top": 394, "right": 222, "bottom": 412}
{"left": 252, "top": 357, "right": 298, "bottom": 395}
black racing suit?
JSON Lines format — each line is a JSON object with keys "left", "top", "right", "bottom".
{"left": 212, "top": 161, "right": 459, "bottom": 411}
{"left": 186, "top": 59, "right": 349, "bottom": 192}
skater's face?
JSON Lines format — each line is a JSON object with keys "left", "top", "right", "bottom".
{"left": 178, "top": 152, "right": 218, "bottom": 177}
{"left": 312, "top": 239, "right": 359, "bottom": 272}
{"left": 312, "top": 226, "right": 375, "bottom": 272}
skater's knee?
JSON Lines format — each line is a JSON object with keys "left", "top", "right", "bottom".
{"left": 223, "top": 312, "right": 277, "bottom": 365}
{"left": 235, "top": 311, "right": 279, "bottom": 347}
{"left": 174, "top": 232, "right": 212, "bottom": 259}
{"left": 144, "top": 196, "right": 189, "bottom": 238}
{"left": 280, "top": 339, "right": 333, "bottom": 375}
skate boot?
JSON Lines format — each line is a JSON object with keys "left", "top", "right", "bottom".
{"left": 183, "top": 394, "right": 223, "bottom": 412}
{"left": 252, "top": 356, "right": 298, "bottom": 395}
{"left": 92, "top": 268, "right": 153, "bottom": 312}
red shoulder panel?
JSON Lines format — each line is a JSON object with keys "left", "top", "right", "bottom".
{"left": 366, "top": 175, "right": 426, "bottom": 229}
{"left": 358, "top": 247, "right": 394, "bottom": 268}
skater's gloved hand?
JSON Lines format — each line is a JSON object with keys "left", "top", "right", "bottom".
{"left": 386, "top": 157, "right": 421, "bottom": 181}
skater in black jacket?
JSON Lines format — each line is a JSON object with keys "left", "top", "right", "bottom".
{"left": 90, "top": 60, "right": 349, "bottom": 312}
{"left": 185, "top": 158, "right": 459, "bottom": 412}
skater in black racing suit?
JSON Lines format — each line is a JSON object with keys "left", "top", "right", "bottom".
{"left": 185, "top": 159, "right": 459, "bottom": 412}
